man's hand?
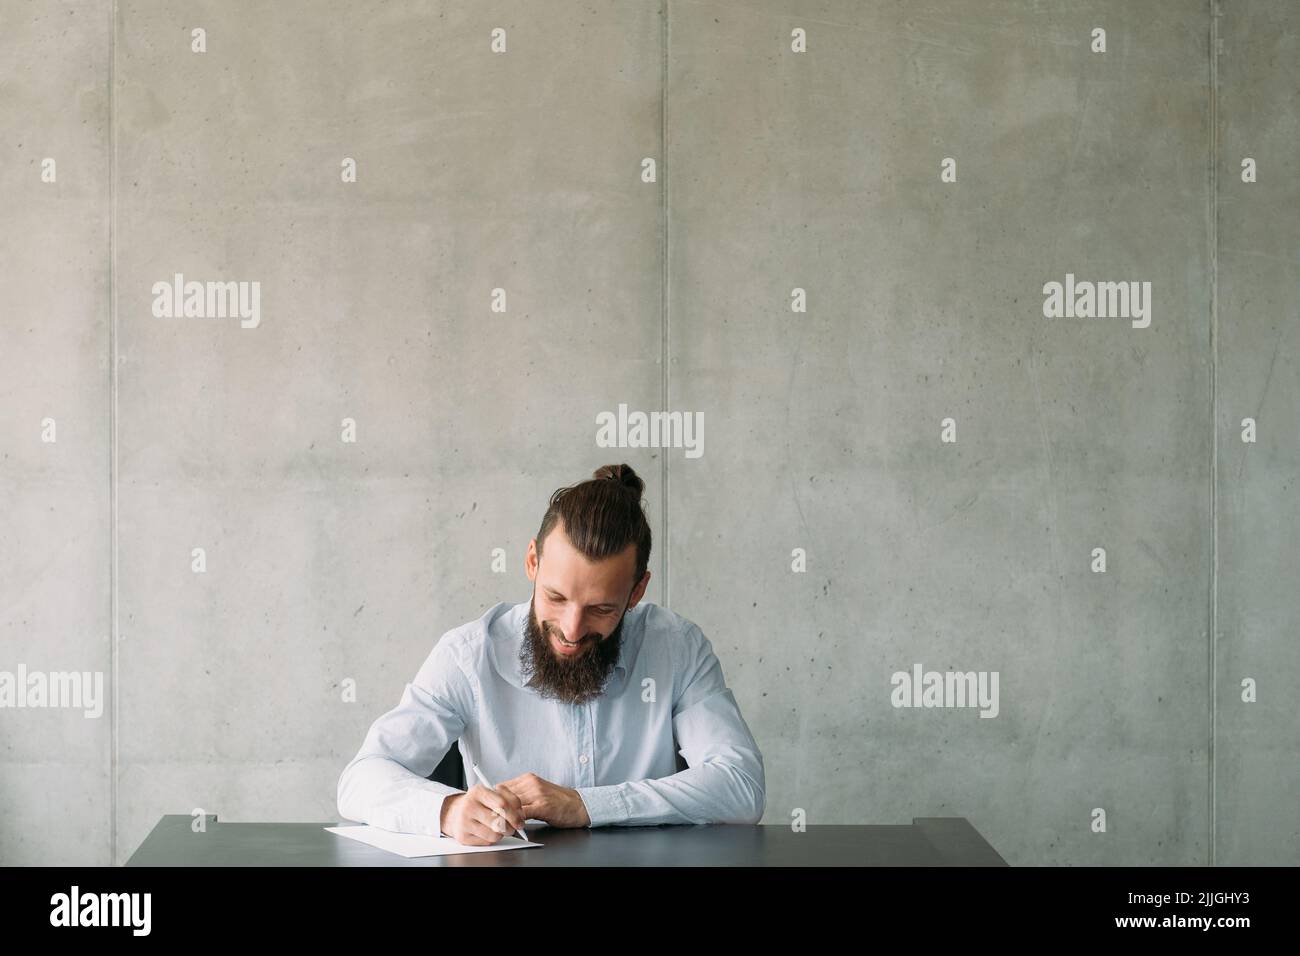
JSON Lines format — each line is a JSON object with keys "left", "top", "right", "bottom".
{"left": 439, "top": 783, "right": 526, "bottom": 846}
{"left": 497, "top": 772, "right": 591, "bottom": 828}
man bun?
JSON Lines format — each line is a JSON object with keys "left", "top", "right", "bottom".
{"left": 593, "top": 463, "right": 644, "bottom": 500}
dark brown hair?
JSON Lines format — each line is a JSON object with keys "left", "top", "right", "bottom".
{"left": 535, "top": 464, "right": 652, "bottom": 596}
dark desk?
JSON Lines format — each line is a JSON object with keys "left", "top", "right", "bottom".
{"left": 126, "top": 814, "right": 1006, "bottom": 866}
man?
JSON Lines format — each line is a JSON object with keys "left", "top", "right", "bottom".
{"left": 336, "top": 464, "right": 766, "bottom": 845}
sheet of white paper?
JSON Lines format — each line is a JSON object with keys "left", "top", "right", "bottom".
{"left": 325, "top": 824, "right": 542, "bottom": 858}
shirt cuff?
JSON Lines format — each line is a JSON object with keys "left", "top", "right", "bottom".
{"left": 576, "top": 784, "right": 629, "bottom": 827}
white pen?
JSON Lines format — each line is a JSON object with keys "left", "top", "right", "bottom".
{"left": 471, "top": 763, "right": 529, "bottom": 843}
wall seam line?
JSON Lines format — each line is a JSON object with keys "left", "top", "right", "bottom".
{"left": 109, "top": 0, "right": 119, "bottom": 867}
{"left": 1209, "top": 0, "right": 1220, "bottom": 869}
{"left": 661, "top": 1, "right": 670, "bottom": 611}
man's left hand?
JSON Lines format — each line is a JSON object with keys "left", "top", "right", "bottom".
{"left": 498, "top": 772, "right": 591, "bottom": 828}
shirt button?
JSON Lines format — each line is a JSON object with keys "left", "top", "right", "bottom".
{"left": 579, "top": 754, "right": 588, "bottom": 764}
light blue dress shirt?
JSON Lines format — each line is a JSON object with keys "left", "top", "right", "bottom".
{"left": 336, "top": 599, "right": 765, "bottom": 834}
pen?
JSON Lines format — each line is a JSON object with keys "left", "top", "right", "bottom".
{"left": 471, "top": 763, "right": 530, "bottom": 844}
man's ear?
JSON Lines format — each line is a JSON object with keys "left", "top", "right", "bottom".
{"left": 525, "top": 539, "right": 538, "bottom": 581}
{"left": 627, "top": 570, "right": 651, "bottom": 608}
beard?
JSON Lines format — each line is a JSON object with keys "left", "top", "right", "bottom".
{"left": 519, "top": 593, "right": 627, "bottom": 706}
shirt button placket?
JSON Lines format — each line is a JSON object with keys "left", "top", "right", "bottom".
{"left": 579, "top": 701, "right": 594, "bottom": 785}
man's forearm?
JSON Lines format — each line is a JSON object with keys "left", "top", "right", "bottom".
{"left": 576, "top": 760, "right": 765, "bottom": 828}
{"left": 337, "top": 754, "right": 465, "bottom": 835}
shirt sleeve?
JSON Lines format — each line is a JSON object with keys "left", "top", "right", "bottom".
{"left": 336, "top": 635, "right": 474, "bottom": 836}
{"left": 576, "top": 622, "right": 765, "bottom": 827}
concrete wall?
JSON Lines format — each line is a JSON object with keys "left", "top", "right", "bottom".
{"left": 0, "top": 0, "right": 1294, "bottom": 867}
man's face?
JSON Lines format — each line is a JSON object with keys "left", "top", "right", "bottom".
{"left": 520, "top": 524, "right": 641, "bottom": 705}
{"left": 520, "top": 591, "right": 628, "bottom": 706}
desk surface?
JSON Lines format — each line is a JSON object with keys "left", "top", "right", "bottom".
{"left": 126, "top": 814, "right": 1006, "bottom": 866}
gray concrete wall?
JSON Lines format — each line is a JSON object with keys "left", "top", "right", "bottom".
{"left": 0, "top": 0, "right": 1294, "bottom": 867}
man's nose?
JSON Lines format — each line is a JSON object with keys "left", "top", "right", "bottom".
{"left": 559, "top": 609, "right": 586, "bottom": 642}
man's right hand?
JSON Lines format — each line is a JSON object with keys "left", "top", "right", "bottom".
{"left": 439, "top": 783, "right": 526, "bottom": 845}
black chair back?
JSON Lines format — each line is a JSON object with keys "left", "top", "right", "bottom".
{"left": 428, "top": 740, "right": 467, "bottom": 789}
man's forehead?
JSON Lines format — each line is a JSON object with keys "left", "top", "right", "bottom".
{"left": 538, "top": 572, "right": 624, "bottom": 605}
{"left": 538, "top": 535, "right": 635, "bottom": 599}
